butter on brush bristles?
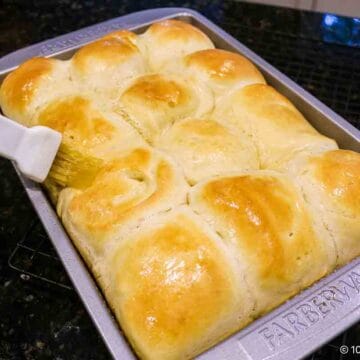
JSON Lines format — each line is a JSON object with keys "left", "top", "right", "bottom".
{"left": 47, "top": 142, "right": 103, "bottom": 189}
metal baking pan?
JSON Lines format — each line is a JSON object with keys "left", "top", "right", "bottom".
{"left": 1, "top": 8, "right": 360, "bottom": 360}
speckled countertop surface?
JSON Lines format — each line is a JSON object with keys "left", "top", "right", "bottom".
{"left": 0, "top": 1, "right": 360, "bottom": 359}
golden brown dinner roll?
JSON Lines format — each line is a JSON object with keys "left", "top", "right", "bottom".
{"left": 35, "top": 95, "right": 145, "bottom": 159}
{"left": 141, "top": 19, "right": 214, "bottom": 71}
{"left": 190, "top": 171, "right": 336, "bottom": 314}
{"left": 164, "top": 49, "right": 266, "bottom": 97}
{"left": 0, "top": 57, "right": 73, "bottom": 126}
{"left": 213, "top": 84, "right": 338, "bottom": 170}
{"left": 35, "top": 95, "right": 146, "bottom": 202}
{"left": 57, "top": 147, "right": 189, "bottom": 267}
{"left": 116, "top": 73, "right": 213, "bottom": 143}
{"left": 70, "top": 31, "right": 147, "bottom": 96}
{"left": 157, "top": 117, "right": 259, "bottom": 184}
{"left": 105, "top": 206, "right": 254, "bottom": 360}
{"left": 31, "top": 92, "right": 146, "bottom": 201}
{"left": 288, "top": 149, "right": 360, "bottom": 266}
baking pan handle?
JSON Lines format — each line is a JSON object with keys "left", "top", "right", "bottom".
{"left": 0, "top": 7, "right": 193, "bottom": 73}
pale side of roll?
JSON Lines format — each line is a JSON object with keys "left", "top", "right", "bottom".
{"left": 213, "top": 83, "right": 338, "bottom": 170}
{"left": 287, "top": 149, "right": 360, "bottom": 266}
{"left": 157, "top": 117, "right": 259, "bottom": 184}
{"left": 70, "top": 30, "right": 148, "bottom": 98}
{"left": 141, "top": 19, "right": 215, "bottom": 71}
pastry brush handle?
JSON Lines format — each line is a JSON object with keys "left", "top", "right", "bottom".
{"left": 0, "top": 114, "right": 26, "bottom": 159}
{"left": 0, "top": 114, "right": 62, "bottom": 182}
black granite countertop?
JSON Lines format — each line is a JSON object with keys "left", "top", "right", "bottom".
{"left": 0, "top": 1, "right": 360, "bottom": 359}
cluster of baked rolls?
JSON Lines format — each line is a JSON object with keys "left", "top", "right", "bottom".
{"left": 1, "top": 19, "right": 359, "bottom": 360}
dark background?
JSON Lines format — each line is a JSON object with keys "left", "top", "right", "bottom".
{"left": 0, "top": 1, "right": 359, "bottom": 359}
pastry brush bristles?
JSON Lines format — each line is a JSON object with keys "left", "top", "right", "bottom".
{"left": 47, "top": 142, "right": 103, "bottom": 189}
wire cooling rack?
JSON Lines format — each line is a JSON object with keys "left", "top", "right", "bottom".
{"left": 7, "top": 12, "right": 360, "bottom": 360}
{"left": 8, "top": 220, "right": 72, "bottom": 290}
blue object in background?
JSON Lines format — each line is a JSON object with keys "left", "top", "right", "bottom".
{"left": 321, "top": 13, "right": 360, "bottom": 47}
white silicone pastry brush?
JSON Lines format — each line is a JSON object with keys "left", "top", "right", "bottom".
{"left": 0, "top": 114, "right": 102, "bottom": 187}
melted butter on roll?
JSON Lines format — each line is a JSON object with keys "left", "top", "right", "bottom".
{"left": 0, "top": 57, "right": 73, "bottom": 126}
{"left": 36, "top": 95, "right": 145, "bottom": 159}
{"left": 190, "top": 172, "right": 336, "bottom": 314}
{"left": 165, "top": 49, "right": 266, "bottom": 98}
{"left": 57, "top": 147, "right": 189, "bottom": 265}
{"left": 106, "top": 207, "right": 254, "bottom": 360}
{"left": 116, "top": 73, "right": 213, "bottom": 143}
